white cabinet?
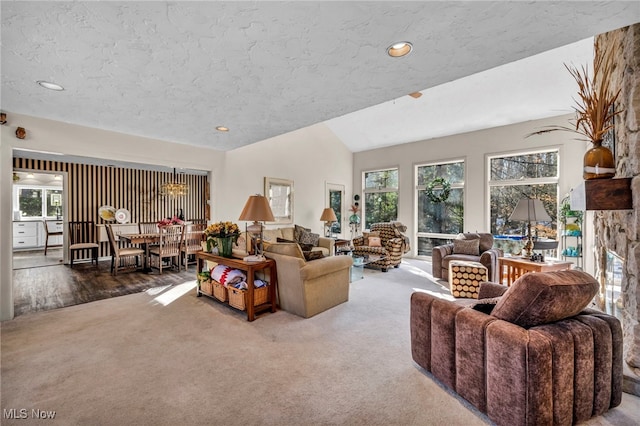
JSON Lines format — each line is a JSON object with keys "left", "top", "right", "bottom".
{"left": 13, "top": 222, "right": 39, "bottom": 249}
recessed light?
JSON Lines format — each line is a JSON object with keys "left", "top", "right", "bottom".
{"left": 216, "top": 126, "right": 229, "bottom": 132}
{"left": 387, "top": 41, "right": 413, "bottom": 58}
{"left": 37, "top": 80, "right": 64, "bottom": 91}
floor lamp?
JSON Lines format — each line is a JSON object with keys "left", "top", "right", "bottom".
{"left": 238, "top": 194, "right": 275, "bottom": 261}
{"left": 320, "top": 207, "right": 338, "bottom": 238}
{"left": 509, "top": 198, "right": 552, "bottom": 259}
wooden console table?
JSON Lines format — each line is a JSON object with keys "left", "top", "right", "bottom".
{"left": 498, "top": 256, "right": 573, "bottom": 286}
{"left": 196, "top": 252, "right": 277, "bottom": 321}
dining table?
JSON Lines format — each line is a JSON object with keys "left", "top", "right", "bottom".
{"left": 118, "top": 233, "right": 160, "bottom": 273}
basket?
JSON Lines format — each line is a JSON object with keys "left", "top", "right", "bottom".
{"left": 227, "top": 285, "right": 269, "bottom": 311}
{"left": 199, "top": 278, "right": 213, "bottom": 296}
{"left": 212, "top": 280, "right": 228, "bottom": 302}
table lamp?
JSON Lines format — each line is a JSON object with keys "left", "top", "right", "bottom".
{"left": 509, "top": 198, "right": 552, "bottom": 259}
{"left": 320, "top": 207, "right": 338, "bottom": 238}
{"left": 238, "top": 194, "right": 275, "bottom": 261}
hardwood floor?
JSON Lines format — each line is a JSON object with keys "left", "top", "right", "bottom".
{"left": 12, "top": 258, "right": 196, "bottom": 317}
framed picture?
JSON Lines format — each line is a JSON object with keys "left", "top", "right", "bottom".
{"left": 264, "top": 177, "right": 293, "bottom": 224}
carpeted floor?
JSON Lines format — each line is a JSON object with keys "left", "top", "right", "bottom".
{"left": 1, "top": 259, "right": 638, "bottom": 425}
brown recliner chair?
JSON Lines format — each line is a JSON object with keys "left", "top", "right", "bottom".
{"left": 431, "top": 233, "right": 502, "bottom": 282}
{"left": 410, "top": 270, "right": 622, "bottom": 426}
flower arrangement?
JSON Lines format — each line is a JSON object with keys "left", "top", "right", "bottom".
{"left": 157, "top": 216, "right": 184, "bottom": 227}
{"left": 204, "top": 221, "right": 240, "bottom": 239}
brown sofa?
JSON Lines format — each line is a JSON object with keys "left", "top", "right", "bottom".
{"left": 411, "top": 270, "right": 622, "bottom": 426}
{"left": 431, "top": 232, "right": 502, "bottom": 282}
{"left": 351, "top": 222, "right": 410, "bottom": 272}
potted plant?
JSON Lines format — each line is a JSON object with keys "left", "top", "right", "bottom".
{"left": 529, "top": 47, "right": 621, "bottom": 179}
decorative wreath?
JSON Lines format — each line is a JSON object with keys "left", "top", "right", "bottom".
{"left": 425, "top": 177, "right": 451, "bottom": 203}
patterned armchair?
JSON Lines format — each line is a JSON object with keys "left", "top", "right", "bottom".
{"left": 351, "top": 222, "right": 410, "bottom": 272}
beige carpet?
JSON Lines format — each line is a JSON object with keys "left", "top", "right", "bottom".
{"left": 1, "top": 259, "right": 638, "bottom": 425}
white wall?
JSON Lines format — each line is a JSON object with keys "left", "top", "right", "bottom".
{"left": 219, "top": 122, "right": 353, "bottom": 237}
{"left": 353, "top": 114, "right": 589, "bottom": 261}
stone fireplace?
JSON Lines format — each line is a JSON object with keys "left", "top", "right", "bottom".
{"left": 592, "top": 24, "right": 640, "bottom": 394}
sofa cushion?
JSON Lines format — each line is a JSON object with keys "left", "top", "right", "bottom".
{"left": 299, "top": 230, "right": 320, "bottom": 246}
{"left": 264, "top": 242, "right": 305, "bottom": 260}
{"left": 453, "top": 238, "right": 480, "bottom": 255}
{"left": 491, "top": 270, "right": 599, "bottom": 328}
{"left": 294, "top": 224, "right": 310, "bottom": 242}
{"left": 368, "top": 236, "right": 382, "bottom": 247}
{"left": 280, "top": 227, "right": 295, "bottom": 241}
{"left": 262, "top": 229, "right": 283, "bottom": 243}
{"left": 277, "top": 237, "right": 313, "bottom": 252}
{"left": 303, "top": 250, "right": 324, "bottom": 261}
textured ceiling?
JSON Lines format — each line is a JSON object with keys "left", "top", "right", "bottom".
{"left": 2, "top": 1, "right": 640, "bottom": 153}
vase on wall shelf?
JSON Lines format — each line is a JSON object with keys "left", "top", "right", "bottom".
{"left": 583, "top": 140, "right": 615, "bottom": 180}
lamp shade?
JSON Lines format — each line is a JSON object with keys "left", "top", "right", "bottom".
{"left": 509, "top": 198, "right": 552, "bottom": 222}
{"left": 238, "top": 194, "right": 275, "bottom": 222}
{"left": 320, "top": 207, "right": 338, "bottom": 222}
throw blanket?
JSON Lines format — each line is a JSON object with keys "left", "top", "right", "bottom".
{"left": 229, "top": 279, "right": 268, "bottom": 291}
{"left": 210, "top": 265, "right": 246, "bottom": 287}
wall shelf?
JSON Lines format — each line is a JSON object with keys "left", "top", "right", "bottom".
{"left": 570, "top": 177, "right": 632, "bottom": 211}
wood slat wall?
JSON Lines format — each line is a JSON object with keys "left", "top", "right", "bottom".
{"left": 13, "top": 157, "right": 208, "bottom": 257}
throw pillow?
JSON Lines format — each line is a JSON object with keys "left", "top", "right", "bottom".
{"left": 368, "top": 236, "right": 382, "bottom": 247}
{"left": 294, "top": 224, "right": 310, "bottom": 242}
{"left": 453, "top": 238, "right": 480, "bottom": 256}
{"left": 303, "top": 251, "right": 324, "bottom": 261}
{"left": 299, "top": 230, "right": 320, "bottom": 246}
{"left": 277, "top": 237, "right": 313, "bottom": 252}
{"left": 491, "top": 270, "right": 599, "bottom": 328}
{"left": 362, "top": 231, "right": 380, "bottom": 246}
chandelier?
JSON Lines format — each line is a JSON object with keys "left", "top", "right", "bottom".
{"left": 160, "top": 168, "right": 189, "bottom": 197}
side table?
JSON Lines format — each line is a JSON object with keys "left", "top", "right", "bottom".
{"left": 334, "top": 239, "right": 352, "bottom": 255}
{"left": 498, "top": 256, "right": 573, "bottom": 286}
{"left": 196, "top": 252, "right": 277, "bottom": 321}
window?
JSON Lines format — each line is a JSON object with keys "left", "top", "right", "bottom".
{"left": 15, "top": 186, "right": 63, "bottom": 219}
{"left": 415, "top": 160, "right": 464, "bottom": 256}
{"left": 489, "top": 150, "right": 558, "bottom": 246}
{"left": 363, "top": 168, "right": 398, "bottom": 229}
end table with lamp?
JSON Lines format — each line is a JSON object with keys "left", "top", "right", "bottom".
{"left": 509, "top": 197, "right": 553, "bottom": 259}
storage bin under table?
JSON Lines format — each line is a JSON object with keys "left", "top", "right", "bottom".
{"left": 448, "top": 260, "right": 488, "bottom": 299}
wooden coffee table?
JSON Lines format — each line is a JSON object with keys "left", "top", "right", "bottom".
{"left": 498, "top": 256, "right": 573, "bottom": 286}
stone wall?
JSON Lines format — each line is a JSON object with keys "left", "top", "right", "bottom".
{"left": 594, "top": 24, "right": 640, "bottom": 376}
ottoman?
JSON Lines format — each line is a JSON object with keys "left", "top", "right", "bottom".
{"left": 448, "top": 260, "right": 488, "bottom": 299}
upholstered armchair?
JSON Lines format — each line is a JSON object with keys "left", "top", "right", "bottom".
{"left": 264, "top": 243, "right": 353, "bottom": 318}
{"left": 351, "top": 222, "right": 410, "bottom": 272}
{"left": 431, "top": 232, "right": 502, "bottom": 282}
{"left": 411, "top": 270, "right": 622, "bottom": 426}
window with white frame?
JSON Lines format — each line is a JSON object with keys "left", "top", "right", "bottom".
{"left": 488, "top": 150, "right": 559, "bottom": 246}
{"left": 363, "top": 168, "right": 398, "bottom": 230}
{"left": 15, "top": 185, "right": 63, "bottom": 219}
{"left": 415, "top": 160, "right": 465, "bottom": 256}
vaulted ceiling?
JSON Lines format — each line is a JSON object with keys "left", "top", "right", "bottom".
{"left": 2, "top": 2, "right": 639, "bottom": 153}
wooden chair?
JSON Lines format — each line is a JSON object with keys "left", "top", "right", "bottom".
{"left": 149, "top": 224, "right": 184, "bottom": 274}
{"left": 68, "top": 221, "right": 99, "bottom": 268}
{"left": 42, "top": 219, "right": 63, "bottom": 255}
{"left": 105, "top": 224, "right": 144, "bottom": 275}
{"left": 138, "top": 222, "right": 159, "bottom": 234}
{"left": 181, "top": 223, "right": 206, "bottom": 270}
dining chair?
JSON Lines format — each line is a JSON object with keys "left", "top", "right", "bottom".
{"left": 105, "top": 224, "right": 144, "bottom": 275}
{"left": 138, "top": 222, "right": 160, "bottom": 234}
{"left": 181, "top": 223, "right": 206, "bottom": 270}
{"left": 149, "top": 224, "right": 185, "bottom": 274}
{"left": 42, "top": 219, "right": 63, "bottom": 255}
{"left": 68, "top": 221, "right": 99, "bottom": 268}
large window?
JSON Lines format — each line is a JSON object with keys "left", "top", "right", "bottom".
{"left": 363, "top": 168, "right": 398, "bottom": 229}
{"left": 489, "top": 150, "right": 558, "bottom": 248}
{"left": 15, "top": 186, "right": 63, "bottom": 219}
{"left": 416, "top": 160, "right": 465, "bottom": 256}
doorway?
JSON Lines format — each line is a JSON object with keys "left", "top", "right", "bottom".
{"left": 326, "top": 183, "right": 345, "bottom": 238}
{"left": 12, "top": 170, "right": 66, "bottom": 269}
